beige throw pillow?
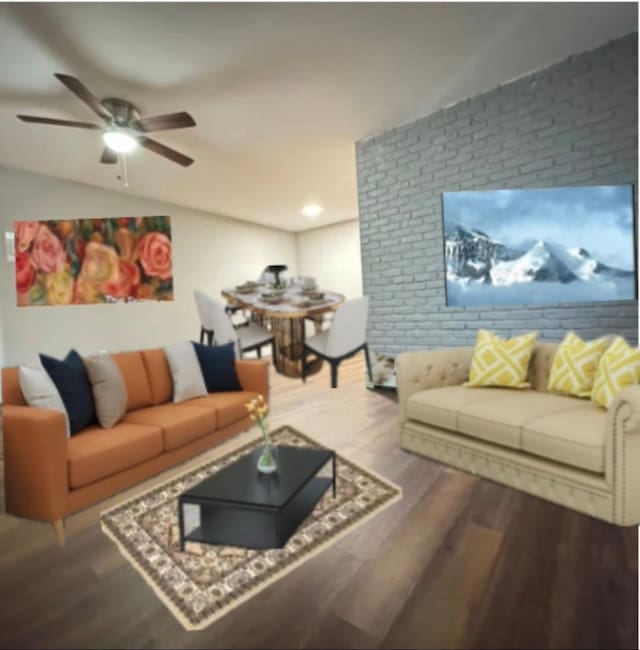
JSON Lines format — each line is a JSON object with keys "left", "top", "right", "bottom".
{"left": 84, "top": 354, "right": 128, "bottom": 428}
{"left": 18, "top": 357, "right": 70, "bottom": 436}
{"left": 164, "top": 341, "right": 207, "bottom": 403}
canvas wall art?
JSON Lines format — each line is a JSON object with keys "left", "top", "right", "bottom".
{"left": 15, "top": 216, "right": 173, "bottom": 306}
{"left": 442, "top": 185, "right": 636, "bottom": 307}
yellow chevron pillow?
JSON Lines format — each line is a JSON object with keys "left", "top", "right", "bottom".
{"left": 464, "top": 329, "right": 537, "bottom": 389}
{"left": 591, "top": 337, "right": 640, "bottom": 408}
{"left": 547, "top": 332, "right": 609, "bottom": 398}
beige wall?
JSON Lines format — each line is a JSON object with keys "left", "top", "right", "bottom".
{"left": 296, "top": 220, "right": 363, "bottom": 300}
{"left": 0, "top": 166, "right": 298, "bottom": 367}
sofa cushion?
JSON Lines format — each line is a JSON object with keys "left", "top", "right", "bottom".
{"left": 164, "top": 342, "right": 208, "bottom": 403}
{"left": 192, "top": 341, "right": 242, "bottom": 393}
{"left": 84, "top": 354, "right": 127, "bottom": 428}
{"left": 124, "top": 403, "right": 217, "bottom": 452}
{"left": 547, "top": 332, "right": 609, "bottom": 398}
{"left": 591, "top": 336, "right": 640, "bottom": 409}
{"left": 526, "top": 342, "right": 559, "bottom": 393}
{"left": 141, "top": 348, "right": 174, "bottom": 405}
{"left": 187, "top": 391, "right": 257, "bottom": 428}
{"left": 67, "top": 422, "right": 163, "bottom": 488}
{"left": 40, "top": 349, "right": 96, "bottom": 434}
{"left": 465, "top": 329, "right": 537, "bottom": 389}
{"left": 111, "top": 351, "right": 154, "bottom": 412}
{"left": 458, "top": 391, "right": 595, "bottom": 450}
{"left": 18, "top": 357, "right": 69, "bottom": 435}
{"left": 522, "top": 408, "right": 607, "bottom": 473}
{"left": 406, "top": 386, "right": 516, "bottom": 431}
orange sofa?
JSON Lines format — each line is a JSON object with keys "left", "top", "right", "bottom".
{"left": 1, "top": 348, "right": 269, "bottom": 544}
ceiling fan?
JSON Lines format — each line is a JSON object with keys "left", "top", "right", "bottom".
{"left": 17, "top": 73, "right": 196, "bottom": 167}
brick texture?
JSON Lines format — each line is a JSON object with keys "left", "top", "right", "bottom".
{"left": 356, "top": 34, "right": 638, "bottom": 355}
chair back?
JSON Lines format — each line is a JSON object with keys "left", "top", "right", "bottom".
{"left": 193, "top": 290, "right": 240, "bottom": 356}
{"left": 326, "top": 296, "right": 369, "bottom": 358}
{"left": 194, "top": 289, "right": 216, "bottom": 331}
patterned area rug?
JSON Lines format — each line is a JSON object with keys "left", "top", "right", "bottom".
{"left": 101, "top": 425, "right": 402, "bottom": 630}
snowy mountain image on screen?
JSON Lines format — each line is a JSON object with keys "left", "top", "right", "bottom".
{"left": 444, "top": 224, "right": 635, "bottom": 307}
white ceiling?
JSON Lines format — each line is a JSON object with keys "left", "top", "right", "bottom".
{"left": 0, "top": 3, "right": 636, "bottom": 232}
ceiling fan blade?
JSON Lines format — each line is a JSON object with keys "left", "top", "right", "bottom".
{"left": 100, "top": 147, "right": 117, "bottom": 164}
{"left": 54, "top": 73, "right": 112, "bottom": 122}
{"left": 132, "top": 111, "right": 196, "bottom": 133}
{"left": 17, "top": 115, "right": 101, "bottom": 130}
{"left": 138, "top": 137, "right": 194, "bottom": 167}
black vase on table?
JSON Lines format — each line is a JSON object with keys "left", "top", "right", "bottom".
{"left": 266, "top": 264, "right": 288, "bottom": 288}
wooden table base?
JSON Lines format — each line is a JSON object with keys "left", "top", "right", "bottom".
{"left": 271, "top": 317, "right": 323, "bottom": 378}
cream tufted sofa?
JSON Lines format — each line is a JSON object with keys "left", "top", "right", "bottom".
{"left": 396, "top": 342, "right": 640, "bottom": 526}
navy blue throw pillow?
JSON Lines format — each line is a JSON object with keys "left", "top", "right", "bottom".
{"left": 40, "top": 349, "right": 96, "bottom": 434}
{"left": 192, "top": 341, "right": 242, "bottom": 393}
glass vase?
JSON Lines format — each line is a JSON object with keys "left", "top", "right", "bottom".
{"left": 257, "top": 442, "right": 277, "bottom": 474}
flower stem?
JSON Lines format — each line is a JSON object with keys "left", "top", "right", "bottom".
{"left": 258, "top": 419, "right": 269, "bottom": 444}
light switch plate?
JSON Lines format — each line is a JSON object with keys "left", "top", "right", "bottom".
{"left": 5, "top": 232, "right": 15, "bottom": 263}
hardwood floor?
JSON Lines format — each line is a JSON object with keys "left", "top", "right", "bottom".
{"left": 0, "top": 356, "right": 636, "bottom": 649}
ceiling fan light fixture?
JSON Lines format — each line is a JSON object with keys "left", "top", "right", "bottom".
{"left": 102, "top": 130, "right": 137, "bottom": 154}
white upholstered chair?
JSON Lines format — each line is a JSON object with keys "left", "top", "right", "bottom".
{"left": 302, "top": 296, "right": 372, "bottom": 388}
{"left": 193, "top": 290, "right": 274, "bottom": 359}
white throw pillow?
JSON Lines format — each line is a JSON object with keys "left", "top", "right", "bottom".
{"left": 18, "top": 357, "right": 70, "bottom": 436}
{"left": 164, "top": 342, "right": 207, "bottom": 403}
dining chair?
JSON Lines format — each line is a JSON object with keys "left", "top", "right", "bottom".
{"left": 302, "top": 296, "right": 372, "bottom": 389}
{"left": 225, "top": 303, "right": 249, "bottom": 328}
{"left": 193, "top": 290, "right": 274, "bottom": 359}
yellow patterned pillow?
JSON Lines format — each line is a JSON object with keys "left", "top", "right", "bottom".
{"left": 464, "top": 329, "right": 537, "bottom": 389}
{"left": 547, "top": 332, "right": 609, "bottom": 398}
{"left": 591, "top": 337, "right": 640, "bottom": 408}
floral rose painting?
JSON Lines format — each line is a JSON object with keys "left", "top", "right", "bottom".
{"left": 15, "top": 217, "right": 173, "bottom": 306}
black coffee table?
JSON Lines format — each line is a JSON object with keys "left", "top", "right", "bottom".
{"left": 178, "top": 445, "right": 336, "bottom": 550}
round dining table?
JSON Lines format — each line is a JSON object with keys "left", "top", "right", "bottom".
{"left": 221, "top": 286, "right": 345, "bottom": 378}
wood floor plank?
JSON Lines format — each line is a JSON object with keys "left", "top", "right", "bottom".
{"left": 383, "top": 522, "right": 503, "bottom": 650}
{"left": 0, "top": 356, "right": 636, "bottom": 649}
{"left": 303, "top": 611, "right": 378, "bottom": 650}
{"left": 329, "top": 470, "right": 477, "bottom": 641}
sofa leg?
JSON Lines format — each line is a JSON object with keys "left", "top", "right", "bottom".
{"left": 53, "top": 519, "right": 65, "bottom": 546}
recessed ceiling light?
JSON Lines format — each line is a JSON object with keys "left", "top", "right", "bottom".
{"left": 102, "top": 130, "right": 138, "bottom": 154}
{"left": 302, "top": 204, "right": 323, "bottom": 218}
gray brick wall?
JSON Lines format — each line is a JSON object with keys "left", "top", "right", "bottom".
{"left": 356, "top": 34, "right": 638, "bottom": 355}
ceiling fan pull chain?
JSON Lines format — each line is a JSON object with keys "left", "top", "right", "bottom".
{"left": 121, "top": 154, "right": 129, "bottom": 188}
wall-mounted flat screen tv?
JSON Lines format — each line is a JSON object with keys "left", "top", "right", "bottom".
{"left": 442, "top": 185, "right": 637, "bottom": 307}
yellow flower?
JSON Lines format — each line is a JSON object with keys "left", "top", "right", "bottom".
{"left": 45, "top": 266, "right": 74, "bottom": 305}
{"left": 246, "top": 394, "right": 268, "bottom": 424}
{"left": 79, "top": 242, "right": 119, "bottom": 292}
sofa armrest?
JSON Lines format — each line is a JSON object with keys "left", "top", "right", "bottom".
{"left": 608, "top": 385, "right": 640, "bottom": 525}
{"left": 396, "top": 347, "right": 474, "bottom": 423}
{"left": 235, "top": 359, "right": 270, "bottom": 402}
{"left": 2, "top": 405, "right": 69, "bottom": 522}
